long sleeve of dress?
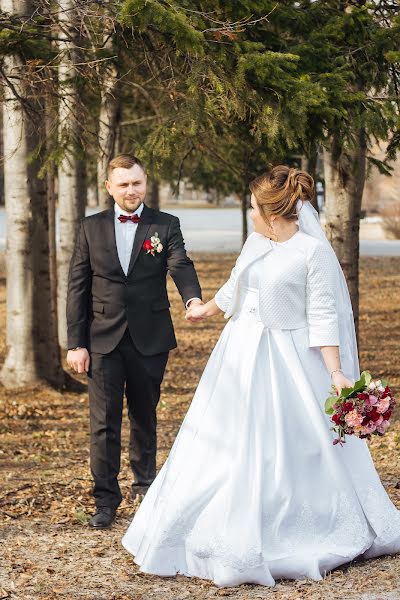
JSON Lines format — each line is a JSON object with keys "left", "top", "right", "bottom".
{"left": 306, "top": 242, "right": 340, "bottom": 347}
{"left": 214, "top": 259, "right": 240, "bottom": 313}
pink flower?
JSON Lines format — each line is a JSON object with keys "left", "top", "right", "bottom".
{"left": 376, "top": 397, "right": 390, "bottom": 414}
{"left": 345, "top": 409, "right": 363, "bottom": 427}
{"left": 376, "top": 420, "right": 390, "bottom": 434}
{"left": 368, "top": 395, "right": 378, "bottom": 406}
{"left": 361, "top": 421, "right": 377, "bottom": 435}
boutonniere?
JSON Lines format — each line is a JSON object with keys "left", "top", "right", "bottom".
{"left": 143, "top": 232, "right": 163, "bottom": 256}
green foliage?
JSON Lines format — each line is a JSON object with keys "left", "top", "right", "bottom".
{"left": 119, "top": 0, "right": 205, "bottom": 55}
{"left": 0, "top": 1, "right": 399, "bottom": 195}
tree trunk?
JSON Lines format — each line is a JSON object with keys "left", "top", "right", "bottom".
{"left": 47, "top": 160, "right": 58, "bottom": 332}
{"left": 97, "top": 63, "right": 121, "bottom": 210}
{"left": 241, "top": 190, "right": 248, "bottom": 247}
{"left": 323, "top": 131, "right": 366, "bottom": 338}
{"left": 0, "top": 5, "right": 38, "bottom": 386}
{"left": 57, "top": 0, "right": 86, "bottom": 350}
{"left": 302, "top": 150, "right": 319, "bottom": 212}
{"left": 45, "top": 101, "right": 63, "bottom": 383}
{"left": 87, "top": 183, "right": 98, "bottom": 207}
{"left": 147, "top": 180, "right": 160, "bottom": 210}
{"left": 31, "top": 121, "right": 64, "bottom": 386}
{"left": 1, "top": 0, "right": 65, "bottom": 388}
{"left": 0, "top": 104, "right": 4, "bottom": 205}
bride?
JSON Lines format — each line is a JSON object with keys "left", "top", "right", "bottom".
{"left": 122, "top": 166, "right": 400, "bottom": 587}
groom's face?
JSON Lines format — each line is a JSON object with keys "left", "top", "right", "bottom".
{"left": 105, "top": 165, "right": 147, "bottom": 213}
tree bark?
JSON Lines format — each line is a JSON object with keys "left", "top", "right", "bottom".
{"left": 241, "top": 190, "right": 248, "bottom": 247}
{"left": 302, "top": 150, "right": 319, "bottom": 212}
{"left": 57, "top": 0, "right": 86, "bottom": 349}
{"left": 44, "top": 100, "right": 63, "bottom": 383}
{"left": 0, "top": 104, "right": 4, "bottom": 205}
{"left": 147, "top": 180, "right": 160, "bottom": 210}
{"left": 97, "top": 62, "right": 121, "bottom": 210}
{"left": 47, "top": 158, "right": 57, "bottom": 332}
{"left": 1, "top": 0, "right": 63, "bottom": 387}
{"left": 0, "top": 3, "right": 38, "bottom": 386}
{"left": 31, "top": 122, "right": 64, "bottom": 386}
{"left": 323, "top": 131, "right": 366, "bottom": 338}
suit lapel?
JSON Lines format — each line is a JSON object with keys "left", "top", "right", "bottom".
{"left": 104, "top": 208, "right": 126, "bottom": 278}
{"left": 127, "top": 204, "right": 154, "bottom": 277}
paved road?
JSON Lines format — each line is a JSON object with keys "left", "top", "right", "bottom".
{"left": 1, "top": 207, "right": 400, "bottom": 256}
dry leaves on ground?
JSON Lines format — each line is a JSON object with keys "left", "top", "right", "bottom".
{"left": 0, "top": 254, "right": 399, "bottom": 600}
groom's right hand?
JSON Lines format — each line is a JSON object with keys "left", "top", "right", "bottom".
{"left": 67, "top": 348, "right": 90, "bottom": 373}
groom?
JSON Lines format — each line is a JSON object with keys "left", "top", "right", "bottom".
{"left": 66, "top": 154, "right": 202, "bottom": 529}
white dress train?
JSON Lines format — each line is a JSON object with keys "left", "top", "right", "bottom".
{"left": 122, "top": 231, "right": 400, "bottom": 588}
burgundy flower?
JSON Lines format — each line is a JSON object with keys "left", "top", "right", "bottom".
{"left": 327, "top": 373, "right": 395, "bottom": 446}
{"left": 369, "top": 409, "right": 381, "bottom": 423}
{"left": 332, "top": 414, "right": 342, "bottom": 425}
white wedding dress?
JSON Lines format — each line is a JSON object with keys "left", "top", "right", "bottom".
{"left": 122, "top": 225, "right": 400, "bottom": 587}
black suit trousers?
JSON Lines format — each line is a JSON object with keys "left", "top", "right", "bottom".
{"left": 88, "top": 328, "right": 169, "bottom": 508}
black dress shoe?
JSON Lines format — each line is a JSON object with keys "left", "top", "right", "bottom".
{"left": 89, "top": 507, "right": 116, "bottom": 529}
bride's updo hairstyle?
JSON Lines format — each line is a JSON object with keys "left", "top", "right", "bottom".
{"left": 249, "top": 165, "right": 315, "bottom": 224}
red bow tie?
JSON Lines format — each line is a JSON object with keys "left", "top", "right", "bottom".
{"left": 118, "top": 214, "right": 141, "bottom": 224}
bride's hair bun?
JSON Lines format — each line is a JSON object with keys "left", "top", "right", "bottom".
{"left": 249, "top": 165, "right": 315, "bottom": 222}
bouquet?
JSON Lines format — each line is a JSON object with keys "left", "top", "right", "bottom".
{"left": 325, "top": 371, "right": 396, "bottom": 445}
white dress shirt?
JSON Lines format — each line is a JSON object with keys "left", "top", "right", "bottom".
{"left": 114, "top": 202, "right": 144, "bottom": 275}
{"left": 114, "top": 201, "right": 200, "bottom": 308}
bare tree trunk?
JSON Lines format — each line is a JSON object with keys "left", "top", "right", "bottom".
{"left": 0, "top": 104, "right": 4, "bottom": 205}
{"left": 45, "top": 101, "right": 62, "bottom": 382}
{"left": 87, "top": 183, "right": 98, "bottom": 207}
{"left": 323, "top": 131, "right": 366, "bottom": 338}
{"left": 30, "top": 122, "right": 64, "bottom": 386}
{"left": 147, "top": 180, "right": 160, "bottom": 210}
{"left": 0, "top": 2, "right": 38, "bottom": 386}
{"left": 47, "top": 161, "right": 57, "bottom": 333}
{"left": 57, "top": 0, "right": 86, "bottom": 350}
{"left": 241, "top": 190, "right": 248, "bottom": 247}
{"left": 302, "top": 150, "right": 319, "bottom": 212}
{"left": 97, "top": 63, "right": 121, "bottom": 210}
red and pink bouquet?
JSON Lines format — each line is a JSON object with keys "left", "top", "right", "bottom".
{"left": 325, "top": 371, "right": 396, "bottom": 445}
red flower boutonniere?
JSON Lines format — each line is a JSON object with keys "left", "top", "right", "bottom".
{"left": 143, "top": 232, "right": 163, "bottom": 256}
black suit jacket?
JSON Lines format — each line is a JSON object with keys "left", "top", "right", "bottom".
{"left": 66, "top": 204, "right": 202, "bottom": 355}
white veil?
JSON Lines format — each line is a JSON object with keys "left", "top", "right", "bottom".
{"left": 296, "top": 200, "right": 360, "bottom": 382}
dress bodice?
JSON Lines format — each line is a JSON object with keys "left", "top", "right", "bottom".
{"left": 215, "top": 231, "right": 340, "bottom": 347}
{"left": 241, "top": 257, "right": 260, "bottom": 290}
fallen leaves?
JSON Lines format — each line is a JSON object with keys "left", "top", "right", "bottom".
{"left": 0, "top": 254, "right": 399, "bottom": 599}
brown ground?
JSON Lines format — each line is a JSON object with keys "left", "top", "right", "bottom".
{"left": 0, "top": 253, "right": 399, "bottom": 600}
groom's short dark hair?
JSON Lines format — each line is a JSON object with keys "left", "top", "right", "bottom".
{"left": 107, "top": 154, "right": 146, "bottom": 178}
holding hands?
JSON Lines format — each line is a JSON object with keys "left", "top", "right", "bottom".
{"left": 186, "top": 298, "right": 222, "bottom": 323}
